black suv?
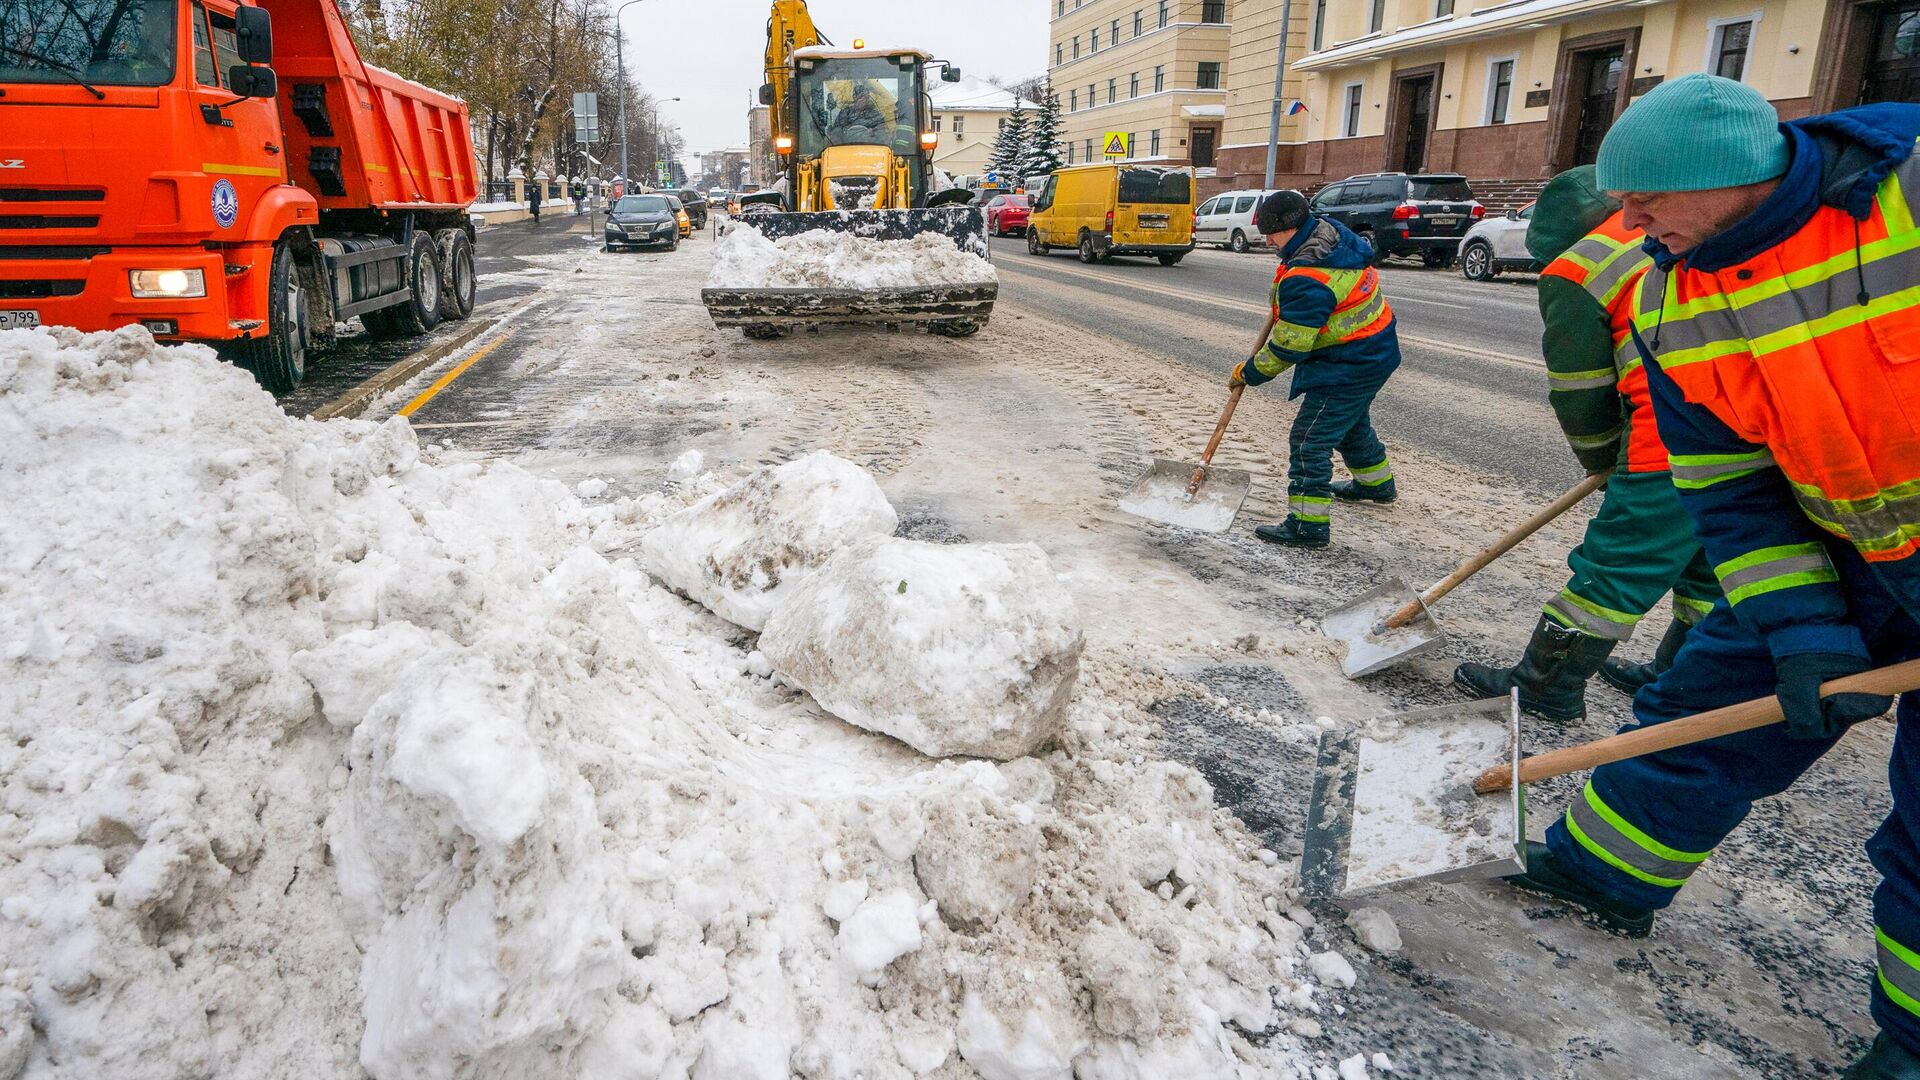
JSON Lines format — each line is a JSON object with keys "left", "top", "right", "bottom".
{"left": 1307, "top": 173, "right": 1482, "bottom": 267}
{"left": 667, "top": 188, "right": 709, "bottom": 229}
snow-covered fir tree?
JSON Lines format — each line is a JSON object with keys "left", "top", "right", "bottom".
{"left": 1025, "top": 86, "right": 1065, "bottom": 178}
{"left": 988, "top": 102, "right": 1030, "bottom": 184}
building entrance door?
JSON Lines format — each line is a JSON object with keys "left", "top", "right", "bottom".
{"left": 1400, "top": 75, "right": 1434, "bottom": 172}
{"left": 1571, "top": 46, "right": 1625, "bottom": 165}
{"left": 1865, "top": 1, "right": 1920, "bottom": 103}
{"left": 1189, "top": 126, "right": 1217, "bottom": 168}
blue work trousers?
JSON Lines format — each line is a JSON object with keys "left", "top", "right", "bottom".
{"left": 1544, "top": 541, "right": 1920, "bottom": 1051}
{"left": 1284, "top": 381, "right": 1391, "bottom": 536}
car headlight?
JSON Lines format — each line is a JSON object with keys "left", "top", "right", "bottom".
{"left": 129, "top": 268, "right": 206, "bottom": 299}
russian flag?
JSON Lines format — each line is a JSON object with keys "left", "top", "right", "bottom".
{"left": 1286, "top": 99, "right": 1309, "bottom": 116}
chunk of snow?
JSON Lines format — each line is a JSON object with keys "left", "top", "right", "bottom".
{"left": 1309, "top": 950, "right": 1358, "bottom": 989}
{"left": 913, "top": 789, "right": 1040, "bottom": 929}
{"left": 1338, "top": 1054, "right": 1372, "bottom": 1080}
{"left": 956, "top": 993, "right": 1083, "bottom": 1080}
{"left": 1373, "top": 1051, "right": 1395, "bottom": 1072}
{"left": 667, "top": 448, "right": 704, "bottom": 480}
{"left": 576, "top": 477, "right": 608, "bottom": 499}
{"left": 836, "top": 889, "right": 924, "bottom": 973}
{"left": 641, "top": 450, "right": 897, "bottom": 630}
{"left": 759, "top": 536, "right": 1083, "bottom": 760}
{"left": 708, "top": 222, "right": 997, "bottom": 290}
{"left": 1346, "top": 906, "right": 1402, "bottom": 953}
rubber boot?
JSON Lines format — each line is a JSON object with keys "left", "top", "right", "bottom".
{"left": 1254, "top": 516, "right": 1330, "bottom": 549}
{"left": 1504, "top": 840, "right": 1655, "bottom": 937}
{"left": 1453, "top": 615, "right": 1616, "bottom": 723}
{"left": 1844, "top": 1034, "right": 1920, "bottom": 1080}
{"left": 1599, "top": 617, "right": 1691, "bottom": 696}
{"left": 1332, "top": 478, "right": 1397, "bottom": 504}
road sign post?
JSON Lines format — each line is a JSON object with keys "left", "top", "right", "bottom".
{"left": 574, "top": 92, "right": 599, "bottom": 243}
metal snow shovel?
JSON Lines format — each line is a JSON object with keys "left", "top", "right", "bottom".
{"left": 1118, "top": 314, "right": 1278, "bottom": 533}
{"left": 1300, "top": 659, "right": 1920, "bottom": 899}
{"left": 1322, "top": 471, "right": 1611, "bottom": 678}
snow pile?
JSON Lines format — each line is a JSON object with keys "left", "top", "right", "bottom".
{"left": 761, "top": 536, "right": 1084, "bottom": 760}
{"left": 640, "top": 450, "right": 896, "bottom": 631}
{"left": 0, "top": 326, "right": 1351, "bottom": 1079}
{"left": 708, "top": 223, "right": 997, "bottom": 290}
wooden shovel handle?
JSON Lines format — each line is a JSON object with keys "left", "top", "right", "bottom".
{"left": 1473, "top": 657, "right": 1920, "bottom": 794}
{"left": 1379, "top": 471, "right": 1611, "bottom": 631}
{"left": 1185, "top": 313, "right": 1276, "bottom": 494}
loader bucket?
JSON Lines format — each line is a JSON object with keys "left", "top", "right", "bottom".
{"left": 704, "top": 206, "right": 998, "bottom": 334}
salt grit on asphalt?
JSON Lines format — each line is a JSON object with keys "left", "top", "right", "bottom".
{"left": 0, "top": 326, "right": 1382, "bottom": 1079}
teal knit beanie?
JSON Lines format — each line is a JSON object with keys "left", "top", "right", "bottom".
{"left": 1595, "top": 73, "right": 1787, "bottom": 192}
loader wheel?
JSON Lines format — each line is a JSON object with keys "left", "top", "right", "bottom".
{"left": 743, "top": 324, "right": 783, "bottom": 340}
{"left": 1078, "top": 231, "right": 1097, "bottom": 264}
{"left": 228, "top": 241, "right": 310, "bottom": 393}
{"left": 929, "top": 319, "right": 981, "bottom": 337}
{"left": 1027, "top": 230, "right": 1049, "bottom": 256}
{"left": 390, "top": 231, "right": 443, "bottom": 336}
{"left": 434, "top": 228, "right": 476, "bottom": 321}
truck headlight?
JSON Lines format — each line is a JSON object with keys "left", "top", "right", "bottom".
{"left": 130, "top": 269, "right": 207, "bottom": 298}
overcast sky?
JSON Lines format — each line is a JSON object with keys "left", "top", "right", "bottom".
{"left": 616, "top": 0, "right": 1049, "bottom": 173}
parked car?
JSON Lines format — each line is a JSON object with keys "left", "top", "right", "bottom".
{"left": 664, "top": 195, "right": 694, "bottom": 238}
{"left": 1027, "top": 163, "right": 1195, "bottom": 266}
{"left": 1458, "top": 202, "right": 1543, "bottom": 281}
{"left": 1194, "top": 189, "right": 1280, "bottom": 252}
{"left": 1307, "top": 173, "right": 1484, "bottom": 267}
{"left": 985, "top": 193, "right": 1031, "bottom": 236}
{"left": 667, "top": 189, "right": 709, "bottom": 229}
{"left": 605, "top": 193, "right": 682, "bottom": 251}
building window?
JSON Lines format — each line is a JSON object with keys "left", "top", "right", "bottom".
{"left": 1068, "top": 142, "right": 1075, "bottom": 164}
{"left": 1130, "top": 71, "right": 1140, "bottom": 97}
{"left": 1154, "top": 64, "right": 1165, "bottom": 92}
{"left": 1202, "top": 0, "right": 1226, "bottom": 23}
{"left": 1151, "top": 128, "right": 1161, "bottom": 155}
{"left": 1058, "top": 0, "right": 1064, "bottom": 14}
{"left": 999, "top": 117, "right": 1009, "bottom": 130}
{"left": 1072, "top": 35, "right": 1079, "bottom": 58}
{"left": 954, "top": 116, "right": 964, "bottom": 138}
{"left": 1134, "top": 9, "right": 1143, "bottom": 36}
{"left": 1713, "top": 19, "right": 1754, "bottom": 81}
{"left": 1312, "top": 0, "right": 1326, "bottom": 51}
{"left": 1055, "top": 43, "right": 1063, "bottom": 65}
{"left": 1088, "top": 83, "right": 1095, "bottom": 108}
{"left": 1436, "top": 0, "right": 1454, "bottom": 15}
{"left": 1086, "top": 137, "right": 1095, "bottom": 161}
{"left": 1344, "top": 83, "right": 1362, "bottom": 137}
{"left": 1197, "top": 62, "right": 1221, "bottom": 90}
{"left": 1488, "top": 59, "right": 1514, "bottom": 124}
{"left": 1111, "top": 18, "right": 1119, "bottom": 45}
{"left": 1369, "top": 0, "right": 1385, "bottom": 33}
{"left": 1108, "top": 77, "right": 1117, "bottom": 103}
{"left": 1070, "top": 89, "right": 1078, "bottom": 110}
{"left": 1159, "top": 1, "right": 1169, "bottom": 29}
{"left": 1128, "top": 132, "right": 1136, "bottom": 158}
{"left": 932, "top": 115, "right": 942, "bottom": 131}
{"left": 1089, "top": 29, "right": 1097, "bottom": 53}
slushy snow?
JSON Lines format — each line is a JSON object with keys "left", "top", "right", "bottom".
{"left": 760, "top": 536, "right": 1084, "bottom": 760}
{"left": 1345, "top": 906, "right": 1402, "bottom": 953}
{"left": 708, "top": 222, "right": 997, "bottom": 290}
{"left": 0, "top": 326, "right": 1350, "bottom": 1078}
{"left": 640, "top": 450, "right": 897, "bottom": 631}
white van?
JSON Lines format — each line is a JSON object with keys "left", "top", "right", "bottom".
{"left": 1194, "top": 189, "right": 1280, "bottom": 253}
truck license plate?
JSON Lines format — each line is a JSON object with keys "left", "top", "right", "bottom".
{"left": 0, "top": 310, "right": 40, "bottom": 330}
{"left": 1140, "top": 214, "right": 1169, "bottom": 229}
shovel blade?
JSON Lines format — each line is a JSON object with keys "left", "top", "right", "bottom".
{"left": 1321, "top": 576, "right": 1446, "bottom": 678}
{"left": 1299, "top": 693, "right": 1524, "bottom": 898}
{"left": 1118, "top": 459, "right": 1252, "bottom": 533}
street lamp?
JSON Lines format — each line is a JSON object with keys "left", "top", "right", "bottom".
{"left": 612, "top": 0, "right": 648, "bottom": 183}
{"left": 648, "top": 96, "right": 681, "bottom": 186}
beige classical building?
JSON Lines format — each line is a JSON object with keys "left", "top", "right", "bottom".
{"left": 1264, "top": 0, "right": 1920, "bottom": 190}
{"left": 927, "top": 76, "right": 1044, "bottom": 181}
{"left": 1213, "top": 0, "right": 1311, "bottom": 188}
{"left": 1046, "top": 0, "right": 1234, "bottom": 167}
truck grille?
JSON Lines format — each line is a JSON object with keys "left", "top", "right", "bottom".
{"left": 0, "top": 215, "right": 101, "bottom": 230}
{"left": 0, "top": 188, "right": 106, "bottom": 202}
{"left": 0, "top": 279, "right": 85, "bottom": 299}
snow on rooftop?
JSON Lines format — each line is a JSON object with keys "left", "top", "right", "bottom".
{"left": 928, "top": 75, "right": 1042, "bottom": 114}
{"left": 793, "top": 44, "right": 933, "bottom": 60}
{"left": 1181, "top": 104, "right": 1226, "bottom": 118}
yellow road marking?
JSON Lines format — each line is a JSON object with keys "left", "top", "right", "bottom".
{"left": 996, "top": 256, "right": 1541, "bottom": 367}
{"left": 398, "top": 332, "right": 512, "bottom": 417}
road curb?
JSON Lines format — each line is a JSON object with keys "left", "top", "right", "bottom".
{"left": 306, "top": 316, "right": 500, "bottom": 421}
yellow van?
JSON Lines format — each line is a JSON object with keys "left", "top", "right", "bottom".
{"left": 1025, "top": 163, "right": 1196, "bottom": 266}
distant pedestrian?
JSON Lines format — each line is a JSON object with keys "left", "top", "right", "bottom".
{"left": 1231, "top": 190, "right": 1402, "bottom": 549}
{"left": 572, "top": 182, "right": 585, "bottom": 215}
{"left": 528, "top": 181, "right": 542, "bottom": 223}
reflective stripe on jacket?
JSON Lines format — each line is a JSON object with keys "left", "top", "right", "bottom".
{"left": 1541, "top": 211, "right": 1663, "bottom": 472}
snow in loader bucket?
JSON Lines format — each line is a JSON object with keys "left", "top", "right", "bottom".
{"left": 723, "top": 206, "right": 992, "bottom": 253}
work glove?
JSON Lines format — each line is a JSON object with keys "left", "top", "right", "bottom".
{"left": 1775, "top": 651, "right": 1893, "bottom": 741}
{"left": 1229, "top": 358, "right": 1251, "bottom": 388}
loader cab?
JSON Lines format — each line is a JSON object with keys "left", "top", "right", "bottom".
{"left": 785, "top": 47, "right": 942, "bottom": 210}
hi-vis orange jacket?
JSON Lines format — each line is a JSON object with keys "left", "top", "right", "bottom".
{"left": 1631, "top": 104, "right": 1920, "bottom": 660}
{"left": 1540, "top": 211, "right": 1663, "bottom": 472}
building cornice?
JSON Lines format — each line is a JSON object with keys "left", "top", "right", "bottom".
{"left": 1294, "top": 0, "right": 1671, "bottom": 72}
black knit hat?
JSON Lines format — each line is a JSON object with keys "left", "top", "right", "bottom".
{"left": 1255, "top": 190, "right": 1310, "bottom": 235}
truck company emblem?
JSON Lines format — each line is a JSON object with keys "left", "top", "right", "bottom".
{"left": 0, "top": 160, "right": 23, "bottom": 169}
{"left": 211, "top": 179, "right": 239, "bottom": 229}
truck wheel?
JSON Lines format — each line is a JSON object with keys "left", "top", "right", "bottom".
{"left": 230, "top": 242, "right": 310, "bottom": 393}
{"left": 434, "top": 228, "right": 476, "bottom": 321}
{"left": 390, "top": 231, "right": 442, "bottom": 336}
{"left": 1027, "top": 230, "right": 1049, "bottom": 256}
{"left": 1078, "top": 231, "right": 1097, "bottom": 264}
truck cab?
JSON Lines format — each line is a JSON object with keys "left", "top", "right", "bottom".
{"left": 0, "top": 0, "right": 478, "bottom": 391}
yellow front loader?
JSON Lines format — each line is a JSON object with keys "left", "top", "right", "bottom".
{"left": 701, "top": 0, "right": 997, "bottom": 339}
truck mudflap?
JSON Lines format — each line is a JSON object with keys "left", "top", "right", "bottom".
{"left": 725, "top": 205, "right": 991, "bottom": 255}
{"left": 699, "top": 283, "right": 996, "bottom": 328}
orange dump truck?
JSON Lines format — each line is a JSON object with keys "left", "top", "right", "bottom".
{"left": 0, "top": 0, "right": 478, "bottom": 390}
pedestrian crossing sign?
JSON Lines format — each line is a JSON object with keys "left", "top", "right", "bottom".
{"left": 1102, "top": 131, "right": 1131, "bottom": 158}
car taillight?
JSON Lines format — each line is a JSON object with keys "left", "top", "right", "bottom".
{"left": 1470, "top": 205, "right": 1487, "bottom": 219}
{"left": 1391, "top": 203, "right": 1419, "bottom": 220}
{"left": 1105, "top": 209, "right": 1114, "bottom": 230}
